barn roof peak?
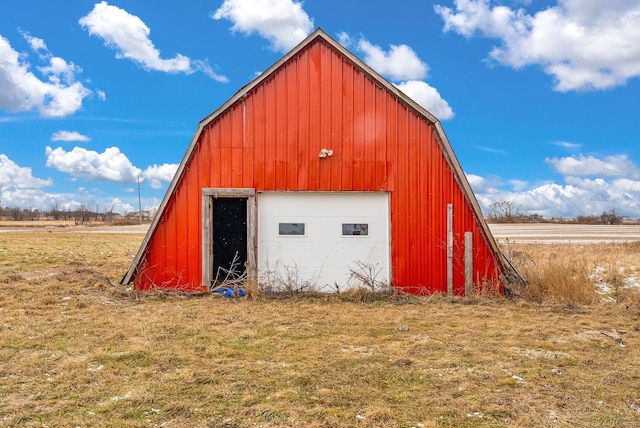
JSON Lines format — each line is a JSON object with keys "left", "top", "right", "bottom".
{"left": 199, "top": 27, "right": 440, "bottom": 128}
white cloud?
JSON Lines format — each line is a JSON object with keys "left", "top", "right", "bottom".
{"left": 545, "top": 154, "right": 640, "bottom": 178}
{"left": 0, "top": 154, "right": 53, "bottom": 190}
{"left": 435, "top": 0, "right": 640, "bottom": 91}
{"left": 21, "top": 32, "right": 47, "bottom": 52}
{"left": 45, "top": 146, "right": 142, "bottom": 183}
{"left": 212, "top": 0, "right": 314, "bottom": 52}
{"left": 468, "top": 154, "right": 640, "bottom": 218}
{"left": 473, "top": 145, "right": 506, "bottom": 154}
{"left": 212, "top": 0, "right": 452, "bottom": 119}
{"left": 80, "top": 1, "right": 228, "bottom": 82}
{"left": 44, "top": 145, "right": 177, "bottom": 189}
{"left": 337, "top": 31, "right": 352, "bottom": 47}
{"left": 0, "top": 187, "right": 57, "bottom": 212}
{"left": 0, "top": 154, "right": 55, "bottom": 210}
{"left": 553, "top": 141, "right": 581, "bottom": 149}
{"left": 103, "top": 197, "right": 134, "bottom": 214}
{"left": 395, "top": 80, "right": 454, "bottom": 120}
{"left": 509, "top": 179, "right": 529, "bottom": 192}
{"left": 191, "top": 59, "right": 229, "bottom": 82}
{"left": 0, "top": 154, "right": 162, "bottom": 214}
{"left": 471, "top": 177, "right": 640, "bottom": 218}
{"left": 339, "top": 34, "right": 454, "bottom": 120}
{"left": 357, "top": 39, "right": 428, "bottom": 81}
{"left": 467, "top": 173, "right": 496, "bottom": 194}
{"left": 0, "top": 33, "right": 91, "bottom": 117}
{"left": 142, "top": 163, "right": 178, "bottom": 189}
{"left": 51, "top": 131, "right": 91, "bottom": 142}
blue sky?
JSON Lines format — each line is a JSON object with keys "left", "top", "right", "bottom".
{"left": 1, "top": 0, "right": 639, "bottom": 218}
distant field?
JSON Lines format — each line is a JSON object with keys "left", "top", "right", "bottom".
{"left": 0, "top": 221, "right": 149, "bottom": 234}
{"left": 0, "top": 220, "right": 79, "bottom": 228}
{"left": 3, "top": 220, "right": 640, "bottom": 242}
{"left": 490, "top": 223, "right": 640, "bottom": 243}
{"left": 1, "top": 228, "right": 639, "bottom": 426}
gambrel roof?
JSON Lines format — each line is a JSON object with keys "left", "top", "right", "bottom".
{"left": 122, "top": 28, "right": 520, "bottom": 292}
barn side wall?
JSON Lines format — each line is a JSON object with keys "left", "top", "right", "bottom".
{"left": 134, "top": 39, "right": 502, "bottom": 294}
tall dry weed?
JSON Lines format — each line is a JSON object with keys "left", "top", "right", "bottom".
{"left": 617, "top": 288, "right": 640, "bottom": 311}
{"left": 505, "top": 244, "right": 597, "bottom": 305}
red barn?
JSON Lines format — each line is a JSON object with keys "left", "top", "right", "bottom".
{"left": 122, "top": 29, "right": 519, "bottom": 295}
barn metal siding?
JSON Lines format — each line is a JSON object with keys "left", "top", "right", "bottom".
{"left": 133, "top": 37, "right": 502, "bottom": 293}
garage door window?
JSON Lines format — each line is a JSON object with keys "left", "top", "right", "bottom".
{"left": 279, "top": 223, "right": 305, "bottom": 236}
{"left": 342, "top": 223, "right": 369, "bottom": 236}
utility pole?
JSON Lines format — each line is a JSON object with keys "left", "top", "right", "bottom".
{"left": 137, "top": 176, "right": 143, "bottom": 223}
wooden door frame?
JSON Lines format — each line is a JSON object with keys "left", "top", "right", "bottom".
{"left": 202, "top": 188, "right": 256, "bottom": 286}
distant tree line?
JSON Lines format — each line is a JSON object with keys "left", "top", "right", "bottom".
{"left": 486, "top": 200, "right": 629, "bottom": 224}
{"left": 575, "top": 210, "right": 626, "bottom": 225}
{"left": 0, "top": 200, "right": 147, "bottom": 224}
{"left": 0, "top": 198, "right": 631, "bottom": 225}
{"left": 485, "top": 200, "right": 544, "bottom": 223}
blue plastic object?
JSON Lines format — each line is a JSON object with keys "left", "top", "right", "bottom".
{"left": 214, "top": 287, "right": 246, "bottom": 298}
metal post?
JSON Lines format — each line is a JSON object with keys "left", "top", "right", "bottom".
{"left": 137, "top": 176, "right": 143, "bottom": 223}
{"left": 464, "top": 232, "right": 473, "bottom": 296}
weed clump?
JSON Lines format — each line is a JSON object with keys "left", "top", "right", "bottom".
{"left": 523, "top": 254, "right": 596, "bottom": 305}
{"left": 504, "top": 241, "right": 640, "bottom": 306}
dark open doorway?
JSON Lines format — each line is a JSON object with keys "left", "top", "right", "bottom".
{"left": 212, "top": 197, "right": 247, "bottom": 283}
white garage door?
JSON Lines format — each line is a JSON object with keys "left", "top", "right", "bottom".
{"left": 257, "top": 192, "right": 390, "bottom": 292}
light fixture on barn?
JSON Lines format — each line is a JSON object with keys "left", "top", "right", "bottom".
{"left": 319, "top": 148, "right": 333, "bottom": 158}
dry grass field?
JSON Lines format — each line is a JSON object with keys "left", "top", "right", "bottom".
{"left": 1, "top": 226, "right": 640, "bottom": 427}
